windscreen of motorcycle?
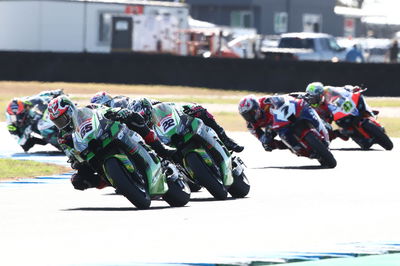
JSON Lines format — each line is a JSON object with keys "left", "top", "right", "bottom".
{"left": 151, "top": 103, "right": 181, "bottom": 144}
{"left": 72, "top": 108, "right": 98, "bottom": 152}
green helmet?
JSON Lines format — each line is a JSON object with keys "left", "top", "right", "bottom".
{"left": 305, "top": 82, "right": 324, "bottom": 106}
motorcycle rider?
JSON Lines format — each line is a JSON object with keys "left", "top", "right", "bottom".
{"left": 238, "top": 95, "right": 286, "bottom": 152}
{"left": 48, "top": 95, "right": 177, "bottom": 191}
{"left": 90, "top": 92, "right": 244, "bottom": 153}
{"left": 5, "top": 89, "right": 64, "bottom": 151}
{"left": 305, "top": 82, "right": 363, "bottom": 140}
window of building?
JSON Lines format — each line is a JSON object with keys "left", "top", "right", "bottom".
{"left": 274, "top": 12, "right": 288, "bottom": 33}
{"left": 230, "top": 10, "right": 253, "bottom": 28}
{"left": 302, "top": 14, "right": 322, "bottom": 33}
{"left": 99, "top": 13, "right": 112, "bottom": 44}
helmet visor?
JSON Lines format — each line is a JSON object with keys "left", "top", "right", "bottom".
{"left": 52, "top": 113, "right": 70, "bottom": 129}
{"left": 241, "top": 110, "right": 258, "bottom": 123}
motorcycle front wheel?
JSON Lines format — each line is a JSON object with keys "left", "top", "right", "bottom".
{"left": 228, "top": 172, "right": 250, "bottom": 198}
{"left": 185, "top": 152, "right": 228, "bottom": 200}
{"left": 304, "top": 132, "right": 337, "bottom": 168}
{"left": 104, "top": 157, "right": 151, "bottom": 209}
{"left": 162, "top": 177, "right": 191, "bottom": 207}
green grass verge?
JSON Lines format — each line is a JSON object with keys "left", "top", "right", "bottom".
{"left": 378, "top": 117, "right": 400, "bottom": 137}
{"left": 0, "top": 159, "right": 70, "bottom": 180}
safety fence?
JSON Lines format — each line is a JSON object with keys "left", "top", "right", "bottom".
{"left": 0, "top": 51, "right": 399, "bottom": 96}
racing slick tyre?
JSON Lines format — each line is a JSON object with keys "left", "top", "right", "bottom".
{"left": 185, "top": 152, "right": 228, "bottom": 200}
{"left": 162, "top": 177, "right": 191, "bottom": 207}
{"left": 362, "top": 119, "right": 393, "bottom": 150}
{"left": 304, "top": 132, "right": 337, "bottom": 168}
{"left": 104, "top": 157, "right": 151, "bottom": 209}
{"left": 228, "top": 172, "right": 250, "bottom": 198}
{"left": 188, "top": 181, "right": 202, "bottom": 192}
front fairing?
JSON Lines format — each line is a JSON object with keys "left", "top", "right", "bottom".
{"left": 271, "top": 97, "right": 300, "bottom": 130}
{"left": 330, "top": 90, "right": 360, "bottom": 121}
{"left": 72, "top": 108, "right": 100, "bottom": 153}
{"left": 152, "top": 103, "right": 183, "bottom": 145}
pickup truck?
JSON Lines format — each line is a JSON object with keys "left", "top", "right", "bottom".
{"left": 261, "top": 32, "right": 347, "bottom": 61}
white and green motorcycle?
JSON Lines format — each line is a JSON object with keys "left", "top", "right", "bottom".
{"left": 69, "top": 107, "right": 191, "bottom": 209}
{"left": 150, "top": 103, "right": 250, "bottom": 200}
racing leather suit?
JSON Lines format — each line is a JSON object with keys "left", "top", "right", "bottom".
{"left": 245, "top": 96, "right": 286, "bottom": 151}
{"left": 6, "top": 89, "right": 64, "bottom": 151}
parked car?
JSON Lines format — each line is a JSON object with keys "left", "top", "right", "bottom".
{"left": 261, "top": 32, "right": 347, "bottom": 62}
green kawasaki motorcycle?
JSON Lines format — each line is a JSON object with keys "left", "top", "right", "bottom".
{"left": 69, "top": 107, "right": 191, "bottom": 209}
{"left": 151, "top": 103, "right": 250, "bottom": 200}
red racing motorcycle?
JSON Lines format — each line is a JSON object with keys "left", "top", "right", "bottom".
{"left": 269, "top": 95, "right": 337, "bottom": 168}
{"left": 329, "top": 88, "right": 393, "bottom": 150}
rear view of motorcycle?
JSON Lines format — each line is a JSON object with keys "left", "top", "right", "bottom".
{"left": 69, "top": 107, "right": 191, "bottom": 209}
{"left": 330, "top": 88, "right": 393, "bottom": 150}
{"left": 269, "top": 95, "right": 337, "bottom": 168}
{"left": 151, "top": 103, "right": 250, "bottom": 200}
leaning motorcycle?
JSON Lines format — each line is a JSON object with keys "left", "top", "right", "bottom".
{"left": 69, "top": 107, "right": 190, "bottom": 209}
{"left": 269, "top": 96, "right": 337, "bottom": 168}
{"left": 7, "top": 107, "right": 61, "bottom": 151}
{"left": 150, "top": 103, "right": 250, "bottom": 200}
{"left": 329, "top": 88, "right": 393, "bottom": 150}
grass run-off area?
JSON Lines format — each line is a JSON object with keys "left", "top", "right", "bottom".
{"left": 0, "top": 158, "right": 70, "bottom": 180}
{"left": 1, "top": 81, "right": 400, "bottom": 137}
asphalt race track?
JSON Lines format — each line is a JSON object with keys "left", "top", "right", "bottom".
{"left": 1, "top": 124, "right": 400, "bottom": 266}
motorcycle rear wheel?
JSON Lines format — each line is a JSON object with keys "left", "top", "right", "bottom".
{"left": 185, "top": 152, "right": 228, "bottom": 200}
{"left": 362, "top": 120, "right": 393, "bottom": 150}
{"left": 104, "top": 157, "right": 151, "bottom": 209}
{"left": 304, "top": 132, "right": 337, "bottom": 168}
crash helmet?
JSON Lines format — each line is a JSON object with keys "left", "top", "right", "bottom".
{"left": 6, "top": 99, "right": 31, "bottom": 126}
{"left": 130, "top": 98, "right": 153, "bottom": 124}
{"left": 47, "top": 95, "right": 76, "bottom": 130}
{"left": 305, "top": 82, "right": 324, "bottom": 106}
{"left": 238, "top": 95, "right": 263, "bottom": 123}
{"left": 90, "top": 91, "right": 113, "bottom": 107}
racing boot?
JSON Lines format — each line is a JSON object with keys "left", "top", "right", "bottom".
{"left": 219, "top": 131, "right": 244, "bottom": 153}
{"left": 190, "top": 106, "right": 244, "bottom": 153}
{"left": 149, "top": 139, "right": 180, "bottom": 162}
{"left": 21, "top": 137, "right": 48, "bottom": 152}
{"left": 333, "top": 129, "right": 350, "bottom": 141}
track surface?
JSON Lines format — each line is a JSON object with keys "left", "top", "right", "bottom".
{"left": 1, "top": 127, "right": 400, "bottom": 265}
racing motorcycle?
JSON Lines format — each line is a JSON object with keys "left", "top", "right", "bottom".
{"left": 150, "top": 103, "right": 250, "bottom": 200}
{"left": 9, "top": 106, "right": 61, "bottom": 151}
{"left": 329, "top": 88, "right": 393, "bottom": 150}
{"left": 68, "top": 107, "right": 191, "bottom": 209}
{"left": 269, "top": 95, "right": 337, "bottom": 168}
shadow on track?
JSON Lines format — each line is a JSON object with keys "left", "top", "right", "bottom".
{"left": 62, "top": 206, "right": 172, "bottom": 211}
{"left": 330, "top": 147, "right": 380, "bottom": 152}
{"left": 189, "top": 197, "right": 239, "bottom": 202}
{"left": 253, "top": 165, "right": 324, "bottom": 170}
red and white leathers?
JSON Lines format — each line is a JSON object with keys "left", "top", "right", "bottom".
{"left": 241, "top": 96, "right": 286, "bottom": 151}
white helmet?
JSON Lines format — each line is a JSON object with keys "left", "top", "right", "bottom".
{"left": 238, "top": 95, "right": 262, "bottom": 123}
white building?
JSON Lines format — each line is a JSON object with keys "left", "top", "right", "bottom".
{"left": 0, "top": 0, "right": 189, "bottom": 54}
